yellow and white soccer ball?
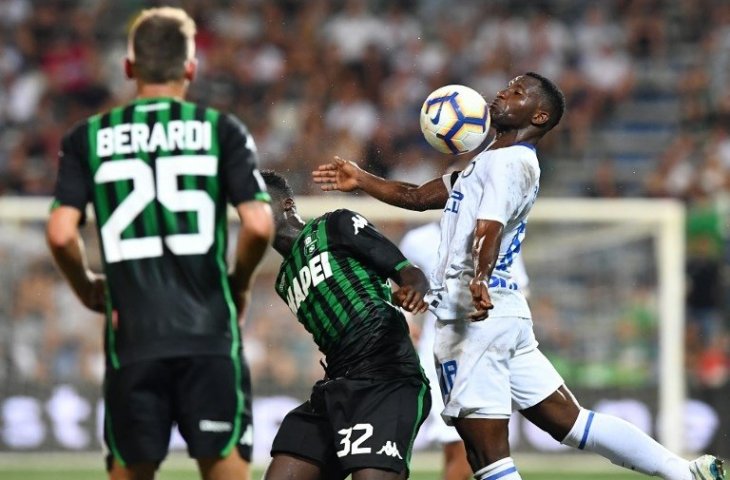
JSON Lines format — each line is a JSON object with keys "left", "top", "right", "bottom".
{"left": 419, "top": 84, "right": 490, "bottom": 155}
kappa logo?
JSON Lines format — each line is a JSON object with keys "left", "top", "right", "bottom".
{"left": 239, "top": 425, "right": 253, "bottom": 446}
{"left": 352, "top": 215, "right": 368, "bottom": 235}
{"left": 376, "top": 441, "right": 402, "bottom": 459}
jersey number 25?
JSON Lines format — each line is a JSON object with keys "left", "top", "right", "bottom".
{"left": 94, "top": 155, "right": 217, "bottom": 263}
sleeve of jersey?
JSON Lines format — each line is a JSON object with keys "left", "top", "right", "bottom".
{"left": 330, "top": 210, "right": 411, "bottom": 278}
{"left": 52, "top": 130, "right": 91, "bottom": 213}
{"left": 441, "top": 170, "right": 462, "bottom": 194}
{"left": 475, "top": 154, "right": 527, "bottom": 225}
{"left": 218, "top": 113, "right": 271, "bottom": 206}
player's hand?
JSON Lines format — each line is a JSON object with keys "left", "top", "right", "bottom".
{"left": 312, "top": 156, "right": 361, "bottom": 192}
{"left": 81, "top": 272, "right": 106, "bottom": 313}
{"left": 393, "top": 286, "right": 429, "bottom": 314}
{"left": 235, "top": 291, "right": 251, "bottom": 328}
{"left": 228, "top": 274, "right": 252, "bottom": 326}
{"left": 468, "top": 278, "right": 493, "bottom": 321}
{"left": 231, "top": 287, "right": 251, "bottom": 327}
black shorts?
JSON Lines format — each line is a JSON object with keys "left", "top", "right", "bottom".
{"left": 103, "top": 354, "right": 253, "bottom": 467}
{"left": 271, "top": 376, "right": 431, "bottom": 478}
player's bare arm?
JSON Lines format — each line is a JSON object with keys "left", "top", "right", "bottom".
{"left": 468, "top": 219, "right": 504, "bottom": 321}
{"left": 391, "top": 264, "right": 430, "bottom": 314}
{"left": 230, "top": 200, "right": 274, "bottom": 321}
{"left": 46, "top": 206, "right": 106, "bottom": 313}
{"left": 313, "top": 156, "right": 450, "bottom": 211}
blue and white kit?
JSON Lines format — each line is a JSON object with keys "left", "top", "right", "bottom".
{"left": 428, "top": 143, "right": 564, "bottom": 422}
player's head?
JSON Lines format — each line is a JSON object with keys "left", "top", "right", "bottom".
{"left": 125, "top": 7, "right": 197, "bottom": 84}
{"left": 489, "top": 72, "right": 565, "bottom": 135}
{"left": 260, "top": 170, "right": 304, "bottom": 255}
{"left": 524, "top": 72, "right": 565, "bottom": 130}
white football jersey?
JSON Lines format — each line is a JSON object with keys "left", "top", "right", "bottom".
{"left": 429, "top": 143, "right": 540, "bottom": 320}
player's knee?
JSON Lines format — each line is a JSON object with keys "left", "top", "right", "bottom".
{"left": 198, "top": 452, "right": 249, "bottom": 480}
{"left": 445, "top": 458, "right": 473, "bottom": 480}
{"left": 108, "top": 461, "right": 157, "bottom": 480}
{"left": 560, "top": 408, "right": 595, "bottom": 449}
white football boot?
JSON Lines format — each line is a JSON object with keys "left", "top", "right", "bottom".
{"left": 690, "top": 455, "right": 725, "bottom": 480}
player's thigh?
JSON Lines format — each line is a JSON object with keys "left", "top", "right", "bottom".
{"left": 509, "top": 345, "right": 565, "bottom": 412}
{"left": 263, "top": 453, "right": 326, "bottom": 480}
{"left": 350, "top": 467, "right": 408, "bottom": 480}
{"left": 326, "top": 377, "right": 431, "bottom": 477}
{"left": 172, "top": 355, "right": 251, "bottom": 461}
{"left": 270, "top": 395, "right": 346, "bottom": 480}
{"left": 433, "top": 319, "right": 522, "bottom": 419}
{"left": 197, "top": 446, "right": 249, "bottom": 480}
{"left": 519, "top": 385, "right": 581, "bottom": 441}
{"left": 104, "top": 359, "right": 175, "bottom": 467}
{"left": 454, "top": 417, "right": 511, "bottom": 462}
{"left": 108, "top": 459, "right": 157, "bottom": 480}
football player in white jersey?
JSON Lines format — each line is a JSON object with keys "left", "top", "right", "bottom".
{"left": 400, "top": 221, "right": 471, "bottom": 480}
{"left": 313, "top": 73, "right": 724, "bottom": 480}
{"left": 400, "top": 222, "right": 531, "bottom": 480}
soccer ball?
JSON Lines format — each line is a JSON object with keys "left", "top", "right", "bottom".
{"left": 419, "top": 84, "right": 490, "bottom": 155}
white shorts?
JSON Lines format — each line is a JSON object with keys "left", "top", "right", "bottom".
{"left": 414, "top": 313, "right": 462, "bottom": 446}
{"left": 433, "top": 316, "right": 564, "bottom": 423}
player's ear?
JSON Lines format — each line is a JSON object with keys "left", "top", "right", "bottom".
{"left": 124, "top": 58, "right": 135, "bottom": 80}
{"left": 532, "top": 109, "right": 549, "bottom": 128}
{"left": 184, "top": 58, "right": 197, "bottom": 82}
{"left": 283, "top": 198, "right": 295, "bottom": 212}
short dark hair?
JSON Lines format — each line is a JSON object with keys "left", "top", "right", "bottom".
{"left": 525, "top": 71, "right": 566, "bottom": 130}
{"left": 260, "top": 170, "right": 294, "bottom": 201}
{"left": 128, "top": 7, "right": 196, "bottom": 83}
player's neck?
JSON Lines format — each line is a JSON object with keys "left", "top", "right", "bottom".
{"left": 491, "top": 128, "right": 539, "bottom": 150}
{"left": 274, "top": 217, "right": 305, "bottom": 256}
{"left": 136, "top": 80, "right": 188, "bottom": 100}
{"left": 274, "top": 231, "right": 298, "bottom": 257}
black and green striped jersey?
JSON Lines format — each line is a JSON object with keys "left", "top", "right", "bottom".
{"left": 52, "top": 97, "right": 270, "bottom": 367}
{"left": 274, "top": 209, "right": 423, "bottom": 379}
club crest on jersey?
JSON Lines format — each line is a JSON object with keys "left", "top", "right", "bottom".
{"left": 285, "top": 252, "right": 334, "bottom": 314}
{"left": 303, "top": 235, "right": 317, "bottom": 255}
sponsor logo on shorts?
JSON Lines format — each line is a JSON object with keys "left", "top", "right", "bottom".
{"left": 199, "top": 420, "right": 232, "bottom": 432}
{"left": 376, "top": 441, "right": 402, "bottom": 459}
{"left": 239, "top": 425, "right": 253, "bottom": 446}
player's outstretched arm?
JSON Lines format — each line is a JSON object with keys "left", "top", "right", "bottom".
{"left": 46, "top": 206, "right": 106, "bottom": 313}
{"left": 312, "top": 156, "right": 449, "bottom": 211}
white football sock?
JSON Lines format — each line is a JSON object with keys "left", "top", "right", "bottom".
{"left": 473, "top": 457, "right": 522, "bottom": 480}
{"left": 561, "top": 408, "right": 691, "bottom": 480}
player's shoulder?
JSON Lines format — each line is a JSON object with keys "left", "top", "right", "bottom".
{"left": 326, "top": 208, "right": 371, "bottom": 231}
{"left": 63, "top": 119, "right": 87, "bottom": 138}
{"left": 487, "top": 143, "right": 537, "bottom": 160}
{"left": 217, "top": 110, "right": 252, "bottom": 135}
{"left": 327, "top": 208, "right": 361, "bottom": 223}
{"left": 61, "top": 116, "right": 98, "bottom": 149}
{"left": 477, "top": 143, "right": 538, "bottom": 172}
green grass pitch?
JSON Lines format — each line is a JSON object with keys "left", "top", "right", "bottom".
{"left": 0, "top": 451, "right": 646, "bottom": 480}
{"left": 0, "top": 470, "right": 643, "bottom": 480}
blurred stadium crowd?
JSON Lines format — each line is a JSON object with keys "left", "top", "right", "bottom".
{"left": 0, "top": 0, "right": 728, "bottom": 406}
